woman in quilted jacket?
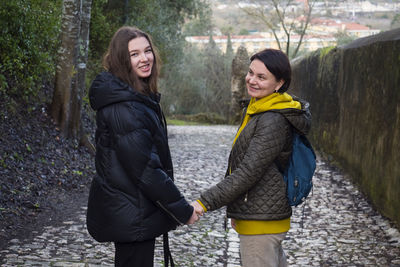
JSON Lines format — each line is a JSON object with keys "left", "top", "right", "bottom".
{"left": 192, "top": 48, "right": 312, "bottom": 267}
{"left": 86, "top": 26, "right": 199, "bottom": 267}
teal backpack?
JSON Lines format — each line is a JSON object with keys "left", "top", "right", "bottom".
{"left": 278, "top": 132, "right": 316, "bottom": 206}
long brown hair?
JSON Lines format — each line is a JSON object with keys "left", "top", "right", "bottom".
{"left": 103, "top": 26, "right": 161, "bottom": 94}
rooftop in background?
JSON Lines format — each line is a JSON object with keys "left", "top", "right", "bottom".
{"left": 185, "top": 17, "right": 380, "bottom": 54}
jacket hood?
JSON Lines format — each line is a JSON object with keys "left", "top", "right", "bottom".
{"left": 89, "top": 72, "right": 160, "bottom": 111}
{"left": 275, "top": 95, "right": 312, "bottom": 136}
{"left": 243, "top": 93, "right": 312, "bottom": 136}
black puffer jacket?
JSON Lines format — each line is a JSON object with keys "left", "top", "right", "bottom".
{"left": 86, "top": 72, "right": 193, "bottom": 242}
{"left": 199, "top": 97, "right": 311, "bottom": 221}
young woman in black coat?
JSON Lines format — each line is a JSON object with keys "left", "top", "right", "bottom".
{"left": 86, "top": 26, "right": 198, "bottom": 267}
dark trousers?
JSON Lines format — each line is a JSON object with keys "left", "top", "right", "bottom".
{"left": 114, "top": 239, "right": 156, "bottom": 267}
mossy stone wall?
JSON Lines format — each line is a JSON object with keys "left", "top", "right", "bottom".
{"left": 291, "top": 28, "right": 400, "bottom": 228}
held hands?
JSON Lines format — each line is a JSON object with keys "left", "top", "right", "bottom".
{"left": 186, "top": 201, "right": 205, "bottom": 225}
{"left": 192, "top": 201, "right": 204, "bottom": 216}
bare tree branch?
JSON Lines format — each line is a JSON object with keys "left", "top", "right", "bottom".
{"left": 240, "top": 0, "right": 314, "bottom": 58}
{"left": 241, "top": 2, "right": 283, "bottom": 50}
{"left": 293, "top": 0, "right": 314, "bottom": 57}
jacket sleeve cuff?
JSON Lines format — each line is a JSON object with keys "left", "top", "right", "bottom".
{"left": 197, "top": 199, "right": 208, "bottom": 212}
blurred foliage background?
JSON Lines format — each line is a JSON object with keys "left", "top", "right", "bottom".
{"left": 0, "top": 0, "right": 62, "bottom": 105}
{"left": 0, "top": 0, "right": 234, "bottom": 122}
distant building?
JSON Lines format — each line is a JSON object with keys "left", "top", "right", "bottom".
{"left": 185, "top": 35, "right": 273, "bottom": 54}
{"left": 300, "top": 17, "right": 381, "bottom": 38}
{"left": 186, "top": 33, "right": 336, "bottom": 54}
{"left": 185, "top": 17, "right": 380, "bottom": 54}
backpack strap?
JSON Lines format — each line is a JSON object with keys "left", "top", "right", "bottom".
{"left": 274, "top": 123, "right": 295, "bottom": 174}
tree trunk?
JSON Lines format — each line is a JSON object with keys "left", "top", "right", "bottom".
{"left": 51, "top": 0, "right": 93, "bottom": 148}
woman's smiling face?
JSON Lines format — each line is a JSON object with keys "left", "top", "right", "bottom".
{"left": 128, "top": 36, "right": 154, "bottom": 78}
{"left": 245, "top": 59, "right": 284, "bottom": 100}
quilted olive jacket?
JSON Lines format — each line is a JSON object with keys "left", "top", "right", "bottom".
{"left": 199, "top": 97, "right": 311, "bottom": 221}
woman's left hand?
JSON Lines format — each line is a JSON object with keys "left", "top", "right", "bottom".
{"left": 186, "top": 206, "right": 200, "bottom": 225}
{"left": 191, "top": 201, "right": 204, "bottom": 216}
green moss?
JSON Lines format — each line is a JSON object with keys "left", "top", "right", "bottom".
{"left": 319, "top": 46, "right": 335, "bottom": 59}
{"left": 166, "top": 119, "right": 201, "bottom": 126}
{"left": 322, "top": 130, "right": 328, "bottom": 140}
{"left": 168, "top": 112, "right": 227, "bottom": 125}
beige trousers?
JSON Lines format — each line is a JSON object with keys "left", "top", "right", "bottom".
{"left": 239, "top": 232, "right": 288, "bottom": 267}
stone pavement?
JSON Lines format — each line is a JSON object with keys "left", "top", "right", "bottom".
{"left": 1, "top": 125, "right": 400, "bottom": 266}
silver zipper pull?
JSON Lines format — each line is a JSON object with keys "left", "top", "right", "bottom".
{"left": 244, "top": 192, "right": 248, "bottom": 202}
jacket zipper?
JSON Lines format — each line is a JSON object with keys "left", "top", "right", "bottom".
{"left": 237, "top": 106, "right": 250, "bottom": 203}
{"left": 156, "top": 201, "right": 184, "bottom": 226}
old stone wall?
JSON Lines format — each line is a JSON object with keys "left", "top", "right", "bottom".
{"left": 291, "top": 28, "right": 400, "bottom": 228}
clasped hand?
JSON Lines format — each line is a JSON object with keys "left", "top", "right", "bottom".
{"left": 186, "top": 201, "right": 205, "bottom": 225}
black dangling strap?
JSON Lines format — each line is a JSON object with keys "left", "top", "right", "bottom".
{"left": 163, "top": 233, "right": 175, "bottom": 267}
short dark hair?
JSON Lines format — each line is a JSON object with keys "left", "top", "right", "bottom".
{"left": 103, "top": 26, "right": 161, "bottom": 94}
{"left": 250, "top": 49, "right": 291, "bottom": 93}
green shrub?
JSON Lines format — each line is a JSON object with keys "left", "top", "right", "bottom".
{"left": 0, "top": 0, "right": 62, "bottom": 102}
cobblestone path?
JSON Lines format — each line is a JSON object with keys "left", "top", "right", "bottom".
{"left": 1, "top": 125, "right": 400, "bottom": 266}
